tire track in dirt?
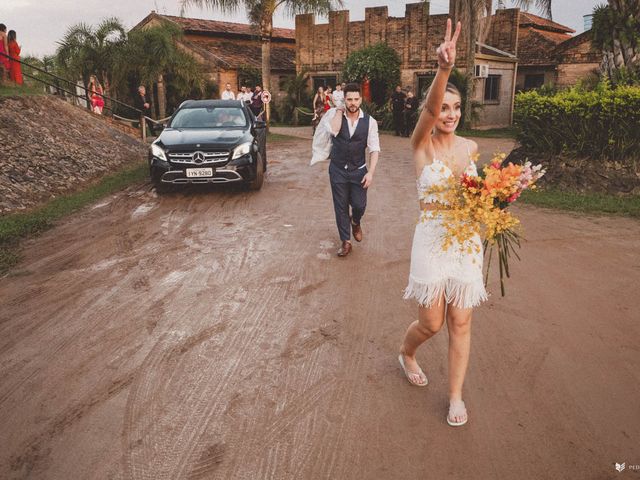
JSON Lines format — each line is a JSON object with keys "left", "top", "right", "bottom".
{"left": 122, "top": 279, "right": 289, "bottom": 479}
{"left": 209, "top": 188, "right": 339, "bottom": 477}
{"left": 0, "top": 192, "right": 207, "bottom": 475}
{"left": 8, "top": 369, "right": 137, "bottom": 476}
{"left": 124, "top": 164, "right": 326, "bottom": 479}
{"left": 121, "top": 188, "right": 308, "bottom": 479}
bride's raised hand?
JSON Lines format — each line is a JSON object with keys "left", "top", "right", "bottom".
{"left": 436, "top": 18, "right": 461, "bottom": 69}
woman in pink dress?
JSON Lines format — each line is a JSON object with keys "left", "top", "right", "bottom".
{"left": 88, "top": 75, "right": 105, "bottom": 114}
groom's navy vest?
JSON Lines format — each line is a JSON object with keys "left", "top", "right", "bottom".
{"left": 330, "top": 113, "right": 370, "bottom": 171}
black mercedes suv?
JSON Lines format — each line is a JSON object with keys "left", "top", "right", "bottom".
{"left": 149, "top": 100, "right": 267, "bottom": 191}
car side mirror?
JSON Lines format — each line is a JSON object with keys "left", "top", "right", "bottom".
{"left": 254, "top": 120, "right": 266, "bottom": 129}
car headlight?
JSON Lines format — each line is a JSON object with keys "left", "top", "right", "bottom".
{"left": 151, "top": 143, "right": 168, "bottom": 162}
{"left": 232, "top": 142, "right": 252, "bottom": 160}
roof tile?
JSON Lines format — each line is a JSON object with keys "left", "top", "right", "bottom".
{"left": 519, "top": 12, "right": 575, "bottom": 34}
{"left": 158, "top": 13, "right": 295, "bottom": 40}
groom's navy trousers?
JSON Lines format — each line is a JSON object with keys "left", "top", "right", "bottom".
{"left": 329, "top": 162, "right": 367, "bottom": 242}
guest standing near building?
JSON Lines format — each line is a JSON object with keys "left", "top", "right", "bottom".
{"left": 88, "top": 75, "right": 104, "bottom": 114}
{"left": 312, "top": 86, "right": 326, "bottom": 134}
{"left": 7, "top": 30, "right": 22, "bottom": 85}
{"left": 325, "top": 86, "right": 334, "bottom": 110}
{"left": 390, "top": 85, "right": 407, "bottom": 136}
{"left": 237, "top": 86, "right": 249, "bottom": 103}
{"left": 332, "top": 83, "right": 344, "bottom": 109}
{"left": 243, "top": 86, "right": 253, "bottom": 104}
{"left": 221, "top": 82, "right": 235, "bottom": 100}
{"left": 250, "top": 85, "right": 264, "bottom": 118}
{"left": 403, "top": 90, "right": 419, "bottom": 137}
{"left": 0, "top": 24, "right": 9, "bottom": 84}
{"left": 134, "top": 85, "right": 153, "bottom": 132}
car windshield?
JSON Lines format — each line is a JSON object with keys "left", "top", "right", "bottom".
{"left": 170, "top": 106, "right": 248, "bottom": 129}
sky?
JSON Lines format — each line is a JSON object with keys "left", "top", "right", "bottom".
{"left": 2, "top": 0, "right": 603, "bottom": 58}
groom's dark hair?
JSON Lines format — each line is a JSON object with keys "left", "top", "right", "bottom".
{"left": 344, "top": 83, "right": 361, "bottom": 95}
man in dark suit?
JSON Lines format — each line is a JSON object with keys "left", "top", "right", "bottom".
{"left": 390, "top": 85, "right": 407, "bottom": 136}
{"left": 250, "top": 85, "right": 264, "bottom": 118}
{"left": 134, "top": 85, "right": 153, "bottom": 133}
{"left": 327, "top": 83, "right": 381, "bottom": 257}
{"left": 403, "top": 90, "right": 419, "bottom": 137}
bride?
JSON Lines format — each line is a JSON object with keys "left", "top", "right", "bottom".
{"left": 399, "top": 19, "right": 488, "bottom": 427}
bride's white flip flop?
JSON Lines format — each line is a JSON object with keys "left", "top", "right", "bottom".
{"left": 447, "top": 400, "right": 468, "bottom": 427}
{"left": 398, "top": 354, "right": 428, "bottom": 387}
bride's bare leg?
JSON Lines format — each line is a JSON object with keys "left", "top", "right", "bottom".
{"left": 400, "top": 298, "right": 446, "bottom": 383}
{"left": 446, "top": 304, "right": 473, "bottom": 424}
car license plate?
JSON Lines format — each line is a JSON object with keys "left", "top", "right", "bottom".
{"left": 186, "top": 168, "right": 213, "bottom": 178}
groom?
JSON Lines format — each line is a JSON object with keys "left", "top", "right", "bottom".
{"left": 327, "top": 83, "right": 381, "bottom": 257}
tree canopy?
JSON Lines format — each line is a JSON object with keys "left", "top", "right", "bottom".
{"left": 342, "top": 43, "right": 401, "bottom": 87}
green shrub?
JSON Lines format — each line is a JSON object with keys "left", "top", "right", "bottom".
{"left": 360, "top": 100, "right": 393, "bottom": 131}
{"left": 272, "top": 71, "right": 313, "bottom": 125}
{"left": 514, "top": 82, "right": 640, "bottom": 159}
{"left": 343, "top": 43, "right": 401, "bottom": 105}
{"left": 272, "top": 100, "right": 313, "bottom": 126}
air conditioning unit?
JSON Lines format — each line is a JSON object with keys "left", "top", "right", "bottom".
{"left": 475, "top": 64, "right": 489, "bottom": 78}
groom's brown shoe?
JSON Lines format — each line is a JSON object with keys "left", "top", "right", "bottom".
{"left": 352, "top": 222, "right": 363, "bottom": 242}
{"left": 337, "top": 240, "right": 352, "bottom": 257}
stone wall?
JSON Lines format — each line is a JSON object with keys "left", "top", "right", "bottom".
{"left": 0, "top": 96, "right": 147, "bottom": 215}
{"left": 295, "top": 4, "right": 460, "bottom": 75}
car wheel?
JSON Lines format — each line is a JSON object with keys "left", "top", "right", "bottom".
{"left": 262, "top": 143, "right": 267, "bottom": 170}
{"left": 248, "top": 152, "right": 264, "bottom": 190}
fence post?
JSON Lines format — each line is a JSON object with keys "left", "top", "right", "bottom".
{"left": 142, "top": 116, "right": 147, "bottom": 142}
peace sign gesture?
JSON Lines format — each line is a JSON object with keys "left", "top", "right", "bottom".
{"left": 436, "top": 18, "right": 461, "bottom": 69}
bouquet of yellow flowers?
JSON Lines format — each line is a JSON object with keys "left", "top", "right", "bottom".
{"left": 425, "top": 154, "right": 545, "bottom": 296}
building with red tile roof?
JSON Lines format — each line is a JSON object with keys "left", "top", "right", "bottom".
{"left": 515, "top": 11, "right": 600, "bottom": 91}
{"left": 132, "top": 11, "right": 296, "bottom": 116}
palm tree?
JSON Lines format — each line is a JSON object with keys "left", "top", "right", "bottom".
{"left": 281, "top": 69, "right": 311, "bottom": 124}
{"left": 592, "top": 0, "right": 640, "bottom": 82}
{"left": 56, "top": 18, "right": 127, "bottom": 103}
{"left": 447, "top": 0, "right": 552, "bottom": 124}
{"left": 180, "top": 0, "right": 343, "bottom": 121}
{"left": 113, "top": 23, "right": 205, "bottom": 117}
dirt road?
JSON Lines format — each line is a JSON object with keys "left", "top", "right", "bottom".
{"left": 1, "top": 131, "right": 638, "bottom": 480}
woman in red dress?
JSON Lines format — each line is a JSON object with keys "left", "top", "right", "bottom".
{"left": 0, "top": 24, "right": 9, "bottom": 83}
{"left": 324, "top": 86, "right": 333, "bottom": 111}
{"left": 88, "top": 75, "right": 105, "bottom": 114}
{"left": 8, "top": 30, "right": 23, "bottom": 85}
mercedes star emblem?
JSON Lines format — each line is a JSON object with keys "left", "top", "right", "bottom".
{"left": 192, "top": 151, "right": 206, "bottom": 164}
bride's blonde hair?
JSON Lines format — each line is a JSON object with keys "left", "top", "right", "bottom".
{"left": 421, "top": 82, "right": 462, "bottom": 108}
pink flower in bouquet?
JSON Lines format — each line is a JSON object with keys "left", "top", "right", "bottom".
{"left": 517, "top": 161, "right": 546, "bottom": 191}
